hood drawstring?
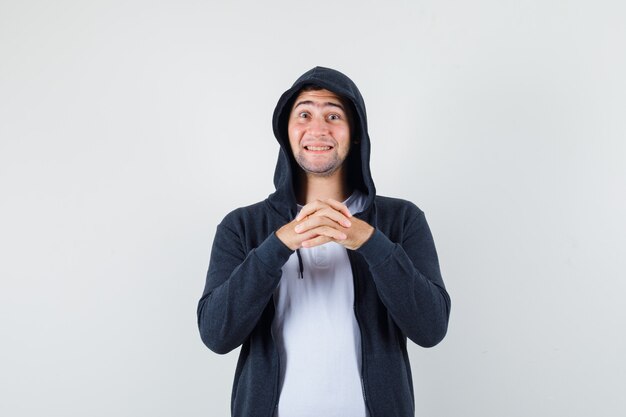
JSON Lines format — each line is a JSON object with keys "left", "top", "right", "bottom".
{"left": 296, "top": 249, "right": 304, "bottom": 279}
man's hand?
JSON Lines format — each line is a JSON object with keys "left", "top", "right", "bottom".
{"left": 276, "top": 198, "right": 374, "bottom": 251}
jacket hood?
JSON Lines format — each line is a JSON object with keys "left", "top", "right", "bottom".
{"left": 269, "top": 66, "right": 376, "bottom": 220}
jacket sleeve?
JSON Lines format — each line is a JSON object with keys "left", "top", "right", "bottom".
{"left": 356, "top": 207, "right": 451, "bottom": 347}
{"left": 197, "top": 215, "right": 294, "bottom": 354}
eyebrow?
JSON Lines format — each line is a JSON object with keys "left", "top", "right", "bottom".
{"left": 293, "top": 100, "right": 345, "bottom": 111}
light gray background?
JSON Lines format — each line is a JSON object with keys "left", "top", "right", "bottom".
{"left": 1, "top": 0, "right": 625, "bottom": 416}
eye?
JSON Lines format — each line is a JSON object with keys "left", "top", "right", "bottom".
{"left": 328, "top": 113, "right": 341, "bottom": 121}
{"left": 298, "top": 111, "right": 310, "bottom": 118}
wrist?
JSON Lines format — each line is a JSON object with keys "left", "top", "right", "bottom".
{"left": 276, "top": 224, "right": 298, "bottom": 251}
{"left": 354, "top": 225, "right": 375, "bottom": 250}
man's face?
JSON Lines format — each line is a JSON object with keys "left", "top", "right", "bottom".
{"left": 287, "top": 88, "right": 351, "bottom": 177}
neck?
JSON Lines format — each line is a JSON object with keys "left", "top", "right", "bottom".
{"left": 295, "top": 168, "right": 352, "bottom": 205}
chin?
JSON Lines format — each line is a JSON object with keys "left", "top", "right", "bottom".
{"left": 302, "top": 165, "right": 342, "bottom": 177}
{"left": 296, "top": 157, "right": 343, "bottom": 177}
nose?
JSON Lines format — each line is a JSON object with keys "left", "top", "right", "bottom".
{"left": 307, "top": 115, "right": 330, "bottom": 136}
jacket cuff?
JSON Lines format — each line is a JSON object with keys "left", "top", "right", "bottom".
{"left": 254, "top": 232, "right": 294, "bottom": 271}
{"left": 356, "top": 229, "right": 395, "bottom": 268}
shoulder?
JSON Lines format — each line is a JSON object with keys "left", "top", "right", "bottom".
{"left": 374, "top": 195, "right": 424, "bottom": 220}
{"left": 372, "top": 195, "right": 432, "bottom": 242}
{"left": 219, "top": 200, "right": 269, "bottom": 228}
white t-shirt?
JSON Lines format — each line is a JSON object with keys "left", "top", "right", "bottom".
{"left": 272, "top": 191, "right": 368, "bottom": 417}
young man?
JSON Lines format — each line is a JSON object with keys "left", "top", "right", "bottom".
{"left": 197, "top": 67, "right": 451, "bottom": 417}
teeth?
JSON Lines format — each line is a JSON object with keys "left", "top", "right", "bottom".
{"left": 306, "top": 146, "right": 331, "bottom": 151}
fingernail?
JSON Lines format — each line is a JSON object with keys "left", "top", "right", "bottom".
{"left": 342, "top": 220, "right": 351, "bottom": 227}
{"left": 340, "top": 233, "right": 347, "bottom": 240}
{"left": 295, "top": 225, "right": 302, "bottom": 232}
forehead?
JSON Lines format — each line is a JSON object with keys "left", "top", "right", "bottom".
{"left": 291, "top": 89, "right": 345, "bottom": 110}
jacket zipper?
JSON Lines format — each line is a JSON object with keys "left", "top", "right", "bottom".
{"left": 270, "top": 298, "right": 281, "bottom": 417}
{"left": 349, "top": 250, "right": 374, "bottom": 417}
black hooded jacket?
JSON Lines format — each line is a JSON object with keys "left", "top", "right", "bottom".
{"left": 197, "top": 67, "right": 451, "bottom": 417}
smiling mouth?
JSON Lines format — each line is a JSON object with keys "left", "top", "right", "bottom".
{"left": 304, "top": 146, "right": 333, "bottom": 151}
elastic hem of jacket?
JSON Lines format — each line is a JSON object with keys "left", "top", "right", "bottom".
{"left": 254, "top": 232, "right": 294, "bottom": 271}
{"left": 355, "top": 228, "right": 395, "bottom": 268}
